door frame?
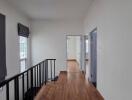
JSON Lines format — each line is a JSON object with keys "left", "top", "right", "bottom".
{"left": 89, "top": 27, "right": 97, "bottom": 87}
{"left": 84, "top": 35, "right": 89, "bottom": 74}
{"left": 66, "top": 34, "right": 83, "bottom": 70}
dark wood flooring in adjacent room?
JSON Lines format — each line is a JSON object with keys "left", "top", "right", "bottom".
{"left": 35, "top": 61, "right": 104, "bottom": 100}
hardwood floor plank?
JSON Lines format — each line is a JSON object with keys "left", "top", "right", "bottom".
{"left": 35, "top": 61, "right": 104, "bottom": 100}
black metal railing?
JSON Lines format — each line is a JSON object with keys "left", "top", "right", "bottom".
{"left": 0, "top": 59, "right": 56, "bottom": 100}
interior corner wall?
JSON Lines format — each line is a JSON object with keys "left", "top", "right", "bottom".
{"left": 31, "top": 19, "right": 84, "bottom": 76}
{"left": 0, "top": 0, "right": 31, "bottom": 78}
{"left": 84, "top": 0, "right": 132, "bottom": 100}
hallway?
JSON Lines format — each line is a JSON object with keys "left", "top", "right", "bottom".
{"left": 35, "top": 61, "right": 104, "bottom": 100}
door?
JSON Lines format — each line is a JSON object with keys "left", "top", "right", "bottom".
{"left": 90, "top": 28, "right": 97, "bottom": 87}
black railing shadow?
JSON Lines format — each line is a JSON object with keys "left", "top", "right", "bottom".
{"left": 0, "top": 59, "right": 56, "bottom": 100}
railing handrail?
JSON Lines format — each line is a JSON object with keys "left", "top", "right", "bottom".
{"left": 0, "top": 59, "right": 56, "bottom": 88}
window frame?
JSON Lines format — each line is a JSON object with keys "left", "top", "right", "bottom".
{"left": 19, "top": 36, "right": 28, "bottom": 72}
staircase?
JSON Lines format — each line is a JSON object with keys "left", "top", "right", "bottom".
{"left": 0, "top": 59, "right": 56, "bottom": 100}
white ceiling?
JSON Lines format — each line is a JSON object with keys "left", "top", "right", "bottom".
{"left": 7, "top": 0, "right": 92, "bottom": 20}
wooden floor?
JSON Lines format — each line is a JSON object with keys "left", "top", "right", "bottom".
{"left": 35, "top": 61, "right": 104, "bottom": 100}
{"left": 67, "top": 60, "right": 80, "bottom": 72}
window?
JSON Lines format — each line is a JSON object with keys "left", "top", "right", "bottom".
{"left": 19, "top": 36, "right": 28, "bottom": 72}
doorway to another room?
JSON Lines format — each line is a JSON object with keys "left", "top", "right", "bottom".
{"left": 66, "top": 35, "right": 82, "bottom": 72}
{"left": 84, "top": 28, "right": 97, "bottom": 88}
{"left": 84, "top": 35, "right": 89, "bottom": 74}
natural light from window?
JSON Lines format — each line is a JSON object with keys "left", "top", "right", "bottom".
{"left": 19, "top": 36, "right": 27, "bottom": 72}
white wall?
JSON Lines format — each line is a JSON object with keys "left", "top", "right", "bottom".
{"left": 0, "top": 0, "right": 30, "bottom": 99}
{"left": 0, "top": 0, "right": 31, "bottom": 78}
{"left": 31, "top": 19, "right": 84, "bottom": 75}
{"left": 84, "top": 0, "right": 132, "bottom": 99}
{"left": 67, "top": 36, "right": 77, "bottom": 59}
{"left": 67, "top": 36, "right": 81, "bottom": 66}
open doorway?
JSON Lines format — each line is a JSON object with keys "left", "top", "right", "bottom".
{"left": 84, "top": 35, "right": 89, "bottom": 74}
{"left": 66, "top": 35, "right": 82, "bottom": 72}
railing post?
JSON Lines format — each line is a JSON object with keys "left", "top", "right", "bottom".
{"left": 37, "top": 65, "right": 39, "bottom": 87}
{"left": 30, "top": 69, "right": 33, "bottom": 88}
{"left": 45, "top": 60, "right": 48, "bottom": 84}
{"left": 39, "top": 63, "right": 41, "bottom": 87}
{"left": 54, "top": 60, "right": 56, "bottom": 82}
{"left": 14, "top": 77, "right": 19, "bottom": 100}
{"left": 36, "top": 65, "right": 38, "bottom": 87}
{"left": 42, "top": 61, "right": 45, "bottom": 85}
{"left": 6, "top": 83, "right": 9, "bottom": 100}
{"left": 45, "top": 60, "right": 47, "bottom": 84}
{"left": 34, "top": 67, "right": 36, "bottom": 88}
{"left": 27, "top": 71, "right": 29, "bottom": 90}
{"left": 50, "top": 60, "right": 52, "bottom": 80}
{"left": 34, "top": 67, "right": 37, "bottom": 95}
{"left": 22, "top": 74, "right": 25, "bottom": 100}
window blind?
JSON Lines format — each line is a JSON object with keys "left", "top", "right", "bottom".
{"left": 18, "top": 23, "right": 30, "bottom": 37}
